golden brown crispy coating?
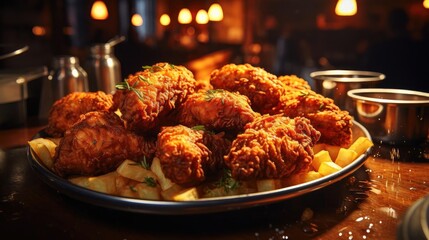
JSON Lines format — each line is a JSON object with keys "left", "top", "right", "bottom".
{"left": 210, "top": 63, "right": 284, "bottom": 114}
{"left": 53, "top": 111, "right": 155, "bottom": 177}
{"left": 46, "top": 91, "right": 113, "bottom": 137}
{"left": 277, "top": 75, "right": 311, "bottom": 90}
{"left": 276, "top": 87, "right": 353, "bottom": 147}
{"left": 113, "top": 63, "right": 197, "bottom": 134}
{"left": 156, "top": 125, "right": 230, "bottom": 185}
{"left": 178, "top": 89, "right": 260, "bottom": 133}
{"left": 225, "top": 115, "right": 320, "bottom": 180}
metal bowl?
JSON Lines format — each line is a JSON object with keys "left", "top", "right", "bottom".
{"left": 347, "top": 88, "right": 429, "bottom": 145}
{"left": 310, "top": 70, "right": 385, "bottom": 113}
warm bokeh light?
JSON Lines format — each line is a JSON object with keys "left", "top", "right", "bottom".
{"left": 32, "top": 26, "right": 46, "bottom": 36}
{"left": 208, "top": 3, "right": 224, "bottom": 21}
{"left": 160, "top": 14, "right": 171, "bottom": 26}
{"left": 196, "top": 9, "right": 209, "bottom": 24}
{"left": 131, "top": 13, "right": 143, "bottom": 26}
{"left": 424, "top": 0, "right": 429, "bottom": 9}
{"left": 335, "top": 0, "right": 357, "bottom": 16}
{"left": 178, "top": 8, "right": 192, "bottom": 24}
{"left": 91, "top": 1, "right": 109, "bottom": 20}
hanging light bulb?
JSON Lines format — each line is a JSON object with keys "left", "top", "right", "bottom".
{"left": 196, "top": 9, "right": 209, "bottom": 24}
{"left": 91, "top": 1, "right": 109, "bottom": 20}
{"left": 178, "top": 8, "right": 192, "bottom": 24}
{"left": 160, "top": 14, "right": 171, "bottom": 26}
{"left": 424, "top": 0, "right": 429, "bottom": 9}
{"left": 131, "top": 13, "right": 143, "bottom": 27}
{"left": 335, "top": 0, "right": 357, "bottom": 16}
{"left": 208, "top": 3, "right": 223, "bottom": 21}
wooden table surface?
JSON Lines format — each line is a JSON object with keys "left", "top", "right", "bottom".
{"left": 1, "top": 124, "right": 428, "bottom": 239}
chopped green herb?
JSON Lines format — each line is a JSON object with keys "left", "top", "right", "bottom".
{"left": 129, "top": 157, "right": 150, "bottom": 170}
{"left": 143, "top": 177, "right": 157, "bottom": 187}
{"left": 204, "top": 89, "right": 225, "bottom": 102}
{"left": 191, "top": 125, "right": 206, "bottom": 131}
{"left": 138, "top": 75, "right": 151, "bottom": 84}
{"left": 215, "top": 169, "right": 239, "bottom": 193}
{"left": 168, "top": 63, "right": 176, "bottom": 69}
{"left": 298, "top": 90, "right": 310, "bottom": 97}
{"left": 115, "top": 80, "right": 144, "bottom": 101}
{"left": 129, "top": 186, "right": 137, "bottom": 192}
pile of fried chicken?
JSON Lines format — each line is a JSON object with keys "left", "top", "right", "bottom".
{"left": 46, "top": 62, "right": 353, "bottom": 186}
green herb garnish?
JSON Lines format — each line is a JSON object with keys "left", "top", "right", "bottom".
{"left": 115, "top": 80, "right": 144, "bottom": 101}
{"left": 215, "top": 169, "right": 239, "bottom": 193}
{"left": 204, "top": 89, "right": 225, "bottom": 103}
{"left": 129, "top": 157, "right": 150, "bottom": 170}
{"left": 138, "top": 75, "right": 151, "bottom": 84}
{"left": 298, "top": 90, "right": 310, "bottom": 97}
{"left": 191, "top": 125, "right": 206, "bottom": 131}
{"left": 143, "top": 177, "right": 157, "bottom": 187}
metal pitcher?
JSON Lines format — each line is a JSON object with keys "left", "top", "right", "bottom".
{"left": 85, "top": 36, "right": 124, "bottom": 94}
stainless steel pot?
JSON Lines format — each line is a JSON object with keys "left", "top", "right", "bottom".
{"left": 347, "top": 88, "right": 429, "bottom": 144}
{"left": 0, "top": 66, "right": 47, "bottom": 128}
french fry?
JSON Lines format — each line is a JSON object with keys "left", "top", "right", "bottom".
{"left": 335, "top": 148, "right": 358, "bottom": 167}
{"left": 69, "top": 171, "right": 118, "bottom": 194}
{"left": 312, "top": 150, "right": 332, "bottom": 171}
{"left": 312, "top": 143, "right": 325, "bottom": 154}
{"left": 116, "top": 175, "right": 139, "bottom": 198}
{"left": 150, "top": 157, "right": 174, "bottom": 191}
{"left": 134, "top": 182, "right": 161, "bottom": 200}
{"left": 324, "top": 144, "right": 341, "bottom": 160}
{"left": 28, "top": 138, "right": 58, "bottom": 169}
{"left": 348, "top": 137, "right": 374, "bottom": 156}
{"left": 172, "top": 187, "right": 199, "bottom": 201}
{"left": 285, "top": 170, "right": 323, "bottom": 186}
{"left": 116, "top": 159, "right": 158, "bottom": 182}
{"left": 318, "top": 161, "right": 342, "bottom": 176}
{"left": 161, "top": 184, "right": 184, "bottom": 200}
{"left": 256, "top": 179, "right": 282, "bottom": 192}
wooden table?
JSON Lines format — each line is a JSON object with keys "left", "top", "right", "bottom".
{"left": 1, "top": 124, "right": 428, "bottom": 239}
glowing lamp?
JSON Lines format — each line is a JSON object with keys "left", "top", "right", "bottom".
{"left": 208, "top": 3, "right": 223, "bottom": 21}
{"left": 91, "top": 1, "right": 109, "bottom": 20}
{"left": 178, "top": 8, "right": 192, "bottom": 24}
{"left": 196, "top": 10, "right": 209, "bottom": 24}
{"left": 335, "top": 0, "right": 357, "bottom": 16}
{"left": 424, "top": 0, "right": 429, "bottom": 9}
{"left": 131, "top": 14, "right": 143, "bottom": 27}
{"left": 160, "top": 14, "right": 171, "bottom": 26}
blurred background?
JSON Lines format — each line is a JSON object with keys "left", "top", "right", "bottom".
{"left": 0, "top": 0, "right": 429, "bottom": 125}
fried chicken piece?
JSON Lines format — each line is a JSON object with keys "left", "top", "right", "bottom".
{"left": 276, "top": 87, "right": 353, "bottom": 146}
{"left": 224, "top": 115, "right": 320, "bottom": 180}
{"left": 156, "top": 125, "right": 231, "bottom": 186}
{"left": 45, "top": 91, "right": 113, "bottom": 137}
{"left": 53, "top": 111, "right": 155, "bottom": 177}
{"left": 277, "top": 75, "right": 311, "bottom": 90}
{"left": 210, "top": 63, "right": 284, "bottom": 114}
{"left": 112, "top": 62, "right": 196, "bottom": 134}
{"left": 179, "top": 89, "right": 260, "bottom": 133}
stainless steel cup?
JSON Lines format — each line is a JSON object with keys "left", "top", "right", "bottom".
{"left": 310, "top": 70, "right": 385, "bottom": 114}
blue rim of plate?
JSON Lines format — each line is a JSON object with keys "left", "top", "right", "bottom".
{"left": 27, "top": 121, "right": 372, "bottom": 215}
